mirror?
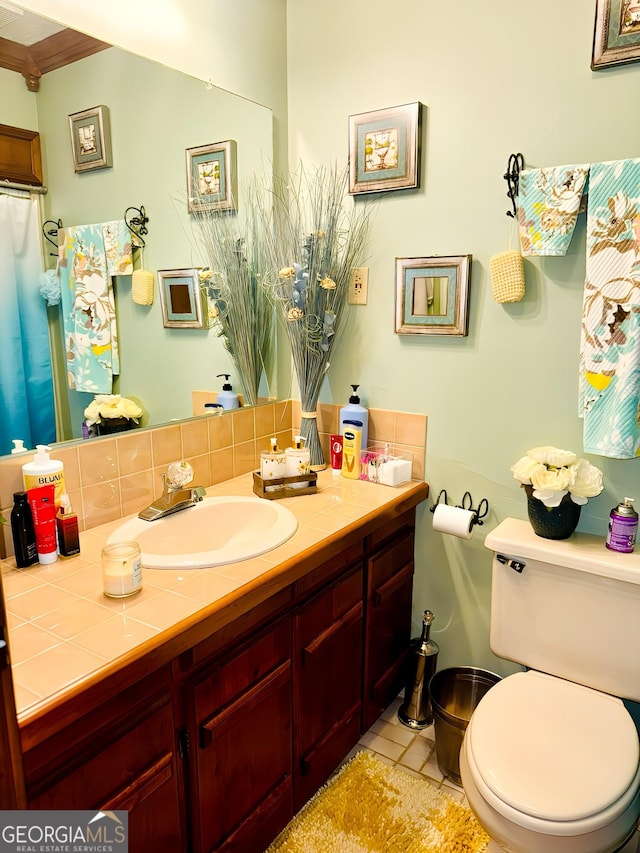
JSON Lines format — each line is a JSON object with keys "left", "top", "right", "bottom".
{"left": 2, "top": 19, "right": 275, "bottom": 457}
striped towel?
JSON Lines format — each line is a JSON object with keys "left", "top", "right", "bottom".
{"left": 579, "top": 158, "right": 640, "bottom": 458}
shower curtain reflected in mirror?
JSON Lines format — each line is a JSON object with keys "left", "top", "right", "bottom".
{"left": 0, "top": 194, "right": 55, "bottom": 456}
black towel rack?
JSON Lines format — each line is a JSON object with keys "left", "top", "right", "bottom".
{"left": 41, "top": 204, "right": 150, "bottom": 256}
{"left": 504, "top": 153, "right": 524, "bottom": 218}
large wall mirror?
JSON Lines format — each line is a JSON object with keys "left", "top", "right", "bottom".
{"left": 1, "top": 10, "right": 275, "bottom": 458}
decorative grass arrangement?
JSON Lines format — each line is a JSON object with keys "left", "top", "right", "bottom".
{"left": 250, "top": 165, "right": 371, "bottom": 468}
{"left": 267, "top": 751, "right": 489, "bottom": 853}
{"left": 192, "top": 201, "right": 274, "bottom": 407}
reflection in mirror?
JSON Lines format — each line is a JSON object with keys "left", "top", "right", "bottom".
{"left": 411, "top": 276, "right": 449, "bottom": 317}
{"left": 1, "top": 20, "right": 274, "bottom": 459}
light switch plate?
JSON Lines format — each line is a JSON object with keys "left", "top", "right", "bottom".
{"left": 349, "top": 267, "right": 369, "bottom": 304}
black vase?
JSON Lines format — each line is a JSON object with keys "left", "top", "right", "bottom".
{"left": 524, "top": 485, "right": 581, "bottom": 540}
{"left": 96, "top": 417, "right": 135, "bottom": 436}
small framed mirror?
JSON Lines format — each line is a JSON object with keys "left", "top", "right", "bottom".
{"left": 395, "top": 255, "right": 472, "bottom": 336}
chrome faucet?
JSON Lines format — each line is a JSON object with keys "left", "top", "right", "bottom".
{"left": 138, "top": 463, "right": 206, "bottom": 521}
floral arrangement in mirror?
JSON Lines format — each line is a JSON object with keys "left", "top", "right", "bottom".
{"left": 84, "top": 394, "right": 143, "bottom": 437}
{"left": 511, "top": 445, "right": 604, "bottom": 540}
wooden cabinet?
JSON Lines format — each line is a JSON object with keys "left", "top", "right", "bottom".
{"left": 27, "top": 670, "right": 183, "bottom": 853}
{"left": 185, "top": 615, "right": 293, "bottom": 853}
{"left": 292, "top": 561, "right": 363, "bottom": 809}
{"left": 363, "top": 515, "right": 416, "bottom": 730}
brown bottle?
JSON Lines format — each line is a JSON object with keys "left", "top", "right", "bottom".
{"left": 56, "top": 493, "right": 80, "bottom": 558}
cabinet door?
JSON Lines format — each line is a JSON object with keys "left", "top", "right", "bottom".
{"left": 363, "top": 527, "right": 415, "bottom": 730}
{"left": 191, "top": 617, "right": 293, "bottom": 853}
{"left": 293, "top": 564, "right": 363, "bottom": 809}
{"left": 29, "top": 702, "right": 183, "bottom": 853}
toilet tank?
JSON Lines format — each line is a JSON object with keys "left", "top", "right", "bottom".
{"left": 485, "top": 518, "right": 640, "bottom": 702}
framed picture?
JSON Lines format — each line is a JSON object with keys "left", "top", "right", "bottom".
{"left": 158, "top": 268, "right": 208, "bottom": 329}
{"left": 68, "top": 105, "right": 112, "bottom": 173}
{"left": 395, "top": 255, "right": 472, "bottom": 336}
{"left": 186, "top": 139, "right": 238, "bottom": 213}
{"left": 348, "top": 102, "right": 421, "bottom": 195}
{"left": 592, "top": 0, "right": 640, "bottom": 69}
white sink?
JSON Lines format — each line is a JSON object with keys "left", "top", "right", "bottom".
{"left": 107, "top": 496, "right": 298, "bottom": 569}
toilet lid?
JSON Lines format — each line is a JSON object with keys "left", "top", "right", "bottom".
{"left": 468, "top": 671, "right": 640, "bottom": 821}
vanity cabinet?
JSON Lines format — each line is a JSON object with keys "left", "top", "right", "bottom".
{"left": 184, "top": 614, "right": 294, "bottom": 853}
{"left": 18, "top": 487, "right": 426, "bottom": 853}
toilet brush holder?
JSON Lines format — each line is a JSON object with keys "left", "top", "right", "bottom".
{"left": 398, "top": 610, "right": 439, "bottom": 729}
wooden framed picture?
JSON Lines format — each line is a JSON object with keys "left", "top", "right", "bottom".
{"left": 68, "top": 105, "right": 112, "bottom": 173}
{"left": 592, "top": 0, "right": 640, "bottom": 69}
{"left": 348, "top": 102, "right": 421, "bottom": 195}
{"left": 395, "top": 255, "right": 472, "bottom": 336}
{"left": 158, "top": 268, "right": 208, "bottom": 329}
{"left": 186, "top": 139, "right": 238, "bottom": 213}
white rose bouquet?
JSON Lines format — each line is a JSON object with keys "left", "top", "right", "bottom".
{"left": 511, "top": 445, "right": 604, "bottom": 508}
{"left": 84, "top": 394, "right": 143, "bottom": 427}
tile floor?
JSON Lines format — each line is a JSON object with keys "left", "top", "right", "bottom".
{"left": 335, "top": 694, "right": 640, "bottom": 853}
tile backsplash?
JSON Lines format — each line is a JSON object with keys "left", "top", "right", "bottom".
{"left": 0, "top": 401, "right": 427, "bottom": 558}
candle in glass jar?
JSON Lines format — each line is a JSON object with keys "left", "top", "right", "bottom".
{"left": 102, "top": 541, "right": 142, "bottom": 598}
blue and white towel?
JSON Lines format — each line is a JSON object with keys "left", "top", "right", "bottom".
{"left": 58, "top": 220, "right": 133, "bottom": 393}
{"left": 518, "top": 164, "right": 589, "bottom": 256}
{"left": 579, "top": 158, "right": 640, "bottom": 459}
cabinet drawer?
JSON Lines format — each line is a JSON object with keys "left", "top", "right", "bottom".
{"left": 193, "top": 615, "right": 290, "bottom": 723}
{"left": 368, "top": 528, "right": 414, "bottom": 594}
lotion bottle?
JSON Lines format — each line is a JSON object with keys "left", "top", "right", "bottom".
{"left": 56, "top": 493, "right": 81, "bottom": 558}
{"left": 27, "top": 484, "right": 58, "bottom": 564}
{"left": 22, "top": 445, "right": 66, "bottom": 506}
{"left": 339, "top": 385, "right": 368, "bottom": 451}
{"left": 216, "top": 374, "right": 240, "bottom": 410}
{"left": 260, "top": 437, "right": 286, "bottom": 491}
{"left": 341, "top": 421, "right": 363, "bottom": 480}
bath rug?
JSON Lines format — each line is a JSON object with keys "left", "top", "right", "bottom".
{"left": 266, "top": 750, "right": 489, "bottom": 853}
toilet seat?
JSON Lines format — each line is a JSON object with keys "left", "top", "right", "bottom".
{"left": 465, "top": 670, "right": 640, "bottom": 835}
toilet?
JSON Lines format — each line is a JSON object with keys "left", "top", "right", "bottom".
{"left": 459, "top": 517, "right": 640, "bottom": 853}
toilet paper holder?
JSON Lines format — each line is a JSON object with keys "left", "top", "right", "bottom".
{"left": 429, "top": 490, "right": 489, "bottom": 528}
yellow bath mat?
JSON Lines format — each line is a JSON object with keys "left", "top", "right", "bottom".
{"left": 267, "top": 750, "right": 489, "bottom": 853}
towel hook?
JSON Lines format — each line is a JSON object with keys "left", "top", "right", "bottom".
{"left": 42, "top": 217, "right": 63, "bottom": 257}
{"left": 124, "top": 204, "right": 149, "bottom": 247}
{"left": 504, "top": 153, "right": 524, "bottom": 219}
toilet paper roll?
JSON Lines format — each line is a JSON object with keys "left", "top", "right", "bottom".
{"left": 432, "top": 504, "right": 475, "bottom": 539}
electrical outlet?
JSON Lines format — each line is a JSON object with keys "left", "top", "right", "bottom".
{"left": 349, "top": 267, "right": 369, "bottom": 304}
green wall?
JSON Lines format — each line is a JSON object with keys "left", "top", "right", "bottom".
{"left": 286, "top": 0, "right": 640, "bottom": 673}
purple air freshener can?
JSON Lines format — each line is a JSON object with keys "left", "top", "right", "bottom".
{"left": 605, "top": 497, "right": 638, "bottom": 554}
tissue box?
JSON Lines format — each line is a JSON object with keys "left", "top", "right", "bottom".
{"left": 360, "top": 446, "right": 413, "bottom": 487}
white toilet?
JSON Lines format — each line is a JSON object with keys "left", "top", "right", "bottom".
{"left": 459, "top": 517, "right": 640, "bottom": 853}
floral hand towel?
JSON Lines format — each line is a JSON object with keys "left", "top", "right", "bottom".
{"left": 518, "top": 164, "right": 589, "bottom": 256}
{"left": 579, "top": 158, "right": 640, "bottom": 459}
{"left": 58, "top": 220, "right": 133, "bottom": 393}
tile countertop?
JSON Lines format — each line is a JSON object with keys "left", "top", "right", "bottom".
{"left": 1, "top": 470, "right": 428, "bottom": 726}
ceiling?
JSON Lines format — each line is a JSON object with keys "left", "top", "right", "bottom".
{"left": 0, "top": 4, "right": 108, "bottom": 90}
{"left": 0, "top": 4, "right": 64, "bottom": 45}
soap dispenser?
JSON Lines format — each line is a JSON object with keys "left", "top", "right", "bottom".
{"left": 216, "top": 374, "right": 240, "bottom": 410}
{"left": 339, "top": 385, "right": 368, "bottom": 450}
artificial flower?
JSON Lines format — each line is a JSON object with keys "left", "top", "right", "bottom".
{"left": 511, "top": 445, "right": 604, "bottom": 508}
{"left": 287, "top": 306, "right": 304, "bottom": 321}
{"left": 320, "top": 277, "right": 336, "bottom": 290}
{"left": 84, "top": 394, "right": 143, "bottom": 426}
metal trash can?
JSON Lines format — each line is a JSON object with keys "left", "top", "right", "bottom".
{"left": 429, "top": 666, "right": 501, "bottom": 785}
